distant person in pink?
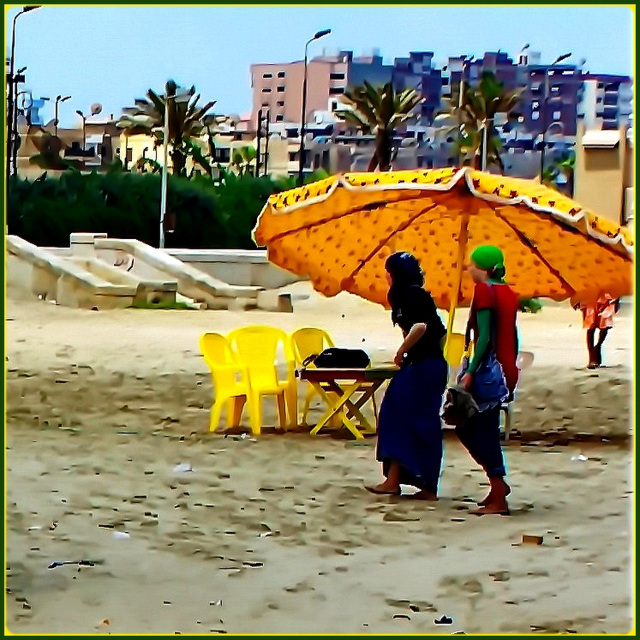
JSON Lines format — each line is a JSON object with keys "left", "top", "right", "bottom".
{"left": 576, "top": 294, "right": 619, "bottom": 369}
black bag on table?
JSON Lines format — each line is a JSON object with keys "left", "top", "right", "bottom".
{"left": 302, "top": 347, "right": 371, "bottom": 369}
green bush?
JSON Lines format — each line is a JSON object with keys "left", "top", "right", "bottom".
{"left": 7, "top": 168, "right": 298, "bottom": 249}
{"left": 519, "top": 297, "right": 543, "bottom": 313}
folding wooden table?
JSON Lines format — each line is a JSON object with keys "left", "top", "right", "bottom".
{"left": 297, "top": 366, "right": 398, "bottom": 440}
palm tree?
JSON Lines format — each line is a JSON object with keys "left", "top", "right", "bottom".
{"left": 230, "top": 145, "right": 257, "bottom": 176}
{"left": 541, "top": 150, "right": 575, "bottom": 195}
{"left": 437, "top": 71, "right": 522, "bottom": 170}
{"left": 117, "top": 80, "right": 216, "bottom": 177}
{"left": 28, "top": 129, "right": 78, "bottom": 171}
{"left": 334, "top": 81, "right": 423, "bottom": 171}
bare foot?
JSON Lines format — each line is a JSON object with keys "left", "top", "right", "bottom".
{"left": 469, "top": 500, "right": 510, "bottom": 516}
{"left": 478, "top": 482, "right": 511, "bottom": 506}
{"left": 477, "top": 492, "right": 492, "bottom": 506}
{"left": 407, "top": 490, "right": 438, "bottom": 501}
{"left": 365, "top": 484, "right": 400, "bottom": 496}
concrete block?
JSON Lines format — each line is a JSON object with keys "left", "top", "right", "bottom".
{"left": 256, "top": 290, "right": 293, "bottom": 313}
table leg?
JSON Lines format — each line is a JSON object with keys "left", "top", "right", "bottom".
{"left": 324, "top": 380, "right": 382, "bottom": 433}
{"left": 309, "top": 381, "right": 365, "bottom": 440}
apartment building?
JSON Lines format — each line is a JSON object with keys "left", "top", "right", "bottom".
{"left": 250, "top": 52, "right": 349, "bottom": 128}
{"left": 579, "top": 74, "right": 633, "bottom": 130}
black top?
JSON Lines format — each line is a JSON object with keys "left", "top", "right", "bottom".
{"left": 393, "top": 285, "right": 446, "bottom": 363}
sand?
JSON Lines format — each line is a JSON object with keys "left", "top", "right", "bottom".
{"left": 5, "top": 283, "right": 634, "bottom": 634}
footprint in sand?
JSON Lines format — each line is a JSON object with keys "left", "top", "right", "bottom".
{"left": 284, "top": 579, "right": 314, "bottom": 593}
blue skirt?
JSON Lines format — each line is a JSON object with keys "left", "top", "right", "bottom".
{"left": 376, "top": 356, "right": 448, "bottom": 494}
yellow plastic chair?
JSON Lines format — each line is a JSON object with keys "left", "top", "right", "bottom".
{"left": 291, "top": 327, "right": 336, "bottom": 426}
{"left": 227, "top": 326, "right": 297, "bottom": 431}
{"left": 199, "top": 332, "right": 256, "bottom": 434}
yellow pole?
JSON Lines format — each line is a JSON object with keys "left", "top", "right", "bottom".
{"left": 445, "top": 213, "right": 469, "bottom": 357}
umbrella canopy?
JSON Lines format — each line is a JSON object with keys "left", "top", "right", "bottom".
{"left": 253, "top": 167, "right": 633, "bottom": 314}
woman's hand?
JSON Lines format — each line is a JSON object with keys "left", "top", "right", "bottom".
{"left": 394, "top": 350, "right": 405, "bottom": 367}
{"left": 460, "top": 373, "right": 473, "bottom": 390}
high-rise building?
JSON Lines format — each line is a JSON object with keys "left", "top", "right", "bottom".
{"left": 249, "top": 49, "right": 633, "bottom": 179}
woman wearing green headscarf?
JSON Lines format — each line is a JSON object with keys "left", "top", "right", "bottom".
{"left": 458, "top": 244, "right": 520, "bottom": 516}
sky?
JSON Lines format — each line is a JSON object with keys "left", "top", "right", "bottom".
{"left": 5, "top": 4, "right": 635, "bottom": 128}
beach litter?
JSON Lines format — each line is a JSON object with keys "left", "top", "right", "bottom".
{"left": 173, "top": 463, "right": 193, "bottom": 473}
{"left": 112, "top": 531, "right": 131, "bottom": 540}
{"left": 570, "top": 454, "right": 588, "bottom": 462}
{"left": 522, "top": 534, "right": 544, "bottom": 545}
{"left": 434, "top": 615, "right": 453, "bottom": 625}
{"left": 48, "top": 559, "right": 102, "bottom": 569}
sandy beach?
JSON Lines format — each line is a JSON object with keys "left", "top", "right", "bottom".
{"left": 5, "top": 283, "right": 634, "bottom": 634}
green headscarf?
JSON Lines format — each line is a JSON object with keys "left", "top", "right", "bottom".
{"left": 470, "top": 245, "right": 506, "bottom": 282}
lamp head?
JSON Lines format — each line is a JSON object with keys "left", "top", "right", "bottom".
{"left": 554, "top": 53, "right": 572, "bottom": 65}
{"left": 313, "top": 28, "right": 331, "bottom": 40}
{"left": 23, "top": 6, "right": 41, "bottom": 13}
{"left": 76, "top": 110, "right": 83, "bottom": 117}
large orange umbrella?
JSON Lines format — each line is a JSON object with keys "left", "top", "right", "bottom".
{"left": 253, "top": 167, "right": 633, "bottom": 338}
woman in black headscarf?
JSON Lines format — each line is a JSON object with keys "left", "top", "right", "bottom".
{"left": 365, "top": 252, "right": 448, "bottom": 500}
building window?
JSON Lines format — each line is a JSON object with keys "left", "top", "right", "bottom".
{"left": 277, "top": 71, "right": 286, "bottom": 78}
{"left": 262, "top": 88, "right": 271, "bottom": 93}
{"left": 216, "top": 148, "right": 230, "bottom": 163}
{"left": 262, "top": 102, "right": 269, "bottom": 107}
{"left": 276, "top": 114, "right": 284, "bottom": 122}
{"left": 329, "top": 87, "right": 345, "bottom": 95}
{"left": 289, "top": 152, "right": 297, "bottom": 161}
{"left": 532, "top": 112, "right": 540, "bottom": 120}
{"left": 553, "top": 111, "right": 561, "bottom": 120}
{"left": 263, "top": 73, "right": 272, "bottom": 79}
{"left": 330, "top": 72, "right": 345, "bottom": 80}
{"left": 277, "top": 86, "right": 285, "bottom": 92}
{"left": 277, "top": 101, "right": 284, "bottom": 107}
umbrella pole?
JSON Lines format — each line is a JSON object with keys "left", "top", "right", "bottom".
{"left": 445, "top": 214, "right": 469, "bottom": 351}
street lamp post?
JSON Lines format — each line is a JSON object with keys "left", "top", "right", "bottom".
{"left": 298, "top": 28, "right": 331, "bottom": 186}
{"left": 6, "top": 5, "right": 41, "bottom": 184}
{"left": 540, "top": 52, "right": 572, "bottom": 180}
{"left": 457, "top": 55, "right": 474, "bottom": 165}
{"left": 256, "top": 108, "right": 263, "bottom": 177}
{"left": 76, "top": 110, "right": 87, "bottom": 152}
{"left": 263, "top": 113, "right": 270, "bottom": 177}
{"left": 481, "top": 118, "right": 490, "bottom": 171}
{"left": 159, "top": 90, "right": 191, "bottom": 249}
{"left": 54, "top": 94, "right": 71, "bottom": 137}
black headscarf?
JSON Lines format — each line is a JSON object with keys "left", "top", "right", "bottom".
{"left": 385, "top": 252, "right": 425, "bottom": 325}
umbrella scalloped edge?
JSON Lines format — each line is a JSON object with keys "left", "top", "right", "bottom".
{"left": 254, "top": 167, "right": 633, "bottom": 259}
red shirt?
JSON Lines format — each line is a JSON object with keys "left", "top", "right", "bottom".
{"left": 468, "top": 281, "right": 520, "bottom": 393}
